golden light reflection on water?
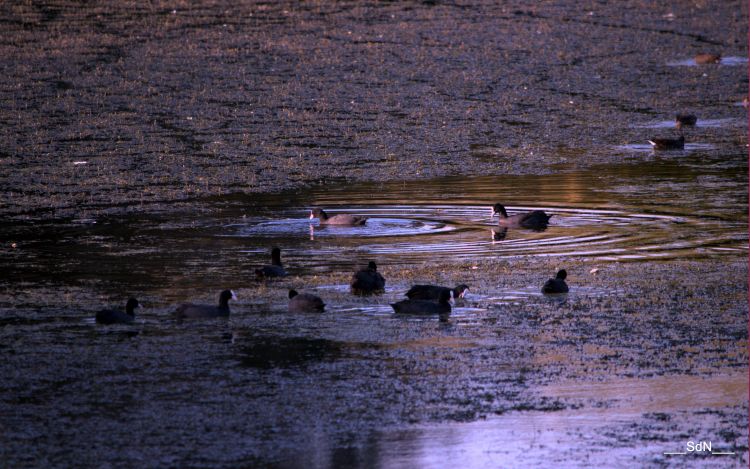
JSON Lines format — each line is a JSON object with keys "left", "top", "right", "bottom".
{"left": 307, "top": 156, "right": 747, "bottom": 219}
{"left": 540, "top": 373, "right": 748, "bottom": 412}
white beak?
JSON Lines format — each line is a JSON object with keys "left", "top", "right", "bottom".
{"left": 231, "top": 290, "right": 238, "bottom": 300}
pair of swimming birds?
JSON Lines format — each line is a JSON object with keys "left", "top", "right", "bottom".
{"left": 310, "top": 204, "right": 554, "bottom": 231}
{"left": 95, "top": 290, "right": 238, "bottom": 323}
{"left": 253, "top": 249, "right": 387, "bottom": 295}
{"left": 290, "top": 281, "right": 469, "bottom": 316}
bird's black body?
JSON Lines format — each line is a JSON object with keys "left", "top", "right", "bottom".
{"left": 648, "top": 135, "right": 685, "bottom": 150}
{"left": 96, "top": 298, "right": 140, "bottom": 324}
{"left": 492, "top": 203, "right": 552, "bottom": 231}
{"left": 391, "top": 290, "right": 452, "bottom": 316}
{"left": 175, "top": 290, "right": 236, "bottom": 318}
{"left": 675, "top": 114, "right": 697, "bottom": 128}
{"left": 288, "top": 289, "right": 326, "bottom": 313}
{"left": 542, "top": 270, "right": 569, "bottom": 294}
{"left": 350, "top": 261, "right": 386, "bottom": 295}
{"left": 256, "top": 247, "right": 288, "bottom": 279}
{"left": 406, "top": 284, "right": 469, "bottom": 301}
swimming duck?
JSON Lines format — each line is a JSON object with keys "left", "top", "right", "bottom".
{"left": 175, "top": 290, "right": 236, "bottom": 318}
{"left": 406, "top": 284, "right": 469, "bottom": 301}
{"left": 648, "top": 135, "right": 684, "bottom": 150}
{"left": 492, "top": 203, "right": 552, "bottom": 230}
{"left": 288, "top": 289, "right": 326, "bottom": 313}
{"left": 96, "top": 298, "right": 140, "bottom": 324}
{"left": 391, "top": 289, "right": 452, "bottom": 316}
{"left": 350, "top": 261, "right": 386, "bottom": 295}
{"left": 675, "top": 114, "right": 697, "bottom": 129}
{"left": 255, "top": 247, "right": 288, "bottom": 279}
{"left": 542, "top": 269, "right": 569, "bottom": 294}
{"left": 310, "top": 208, "right": 367, "bottom": 226}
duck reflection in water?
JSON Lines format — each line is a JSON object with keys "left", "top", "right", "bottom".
{"left": 491, "top": 228, "right": 508, "bottom": 242}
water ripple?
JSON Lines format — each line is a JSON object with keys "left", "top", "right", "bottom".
{"left": 224, "top": 203, "right": 745, "bottom": 265}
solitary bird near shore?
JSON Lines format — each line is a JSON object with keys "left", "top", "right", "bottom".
{"left": 350, "top": 261, "right": 386, "bottom": 295}
{"left": 492, "top": 203, "right": 552, "bottom": 231}
{"left": 406, "top": 284, "right": 469, "bottom": 301}
{"left": 310, "top": 208, "right": 367, "bottom": 226}
{"left": 175, "top": 290, "right": 236, "bottom": 319}
{"left": 96, "top": 298, "right": 141, "bottom": 324}
{"left": 255, "top": 247, "right": 288, "bottom": 279}
{"left": 694, "top": 53, "right": 721, "bottom": 64}
{"left": 288, "top": 289, "right": 325, "bottom": 313}
{"left": 542, "top": 269, "right": 569, "bottom": 294}
{"left": 675, "top": 114, "right": 697, "bottom": 129}
{"left": 392, "top": 289, "right": 452, "bottom": 318}
{"left": 648, "top": 135, "right": 685, "bottom": 150}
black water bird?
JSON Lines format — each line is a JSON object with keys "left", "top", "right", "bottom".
{"left": 648, "top": 135, "right": 684, "bottom": 150}
{"left": 675, "top": 114, "right": 697, "bottom": 129}
{"left": 492, "top": 203, "right": 552, "bottom": 230}
{"left": 175, "top": 290, "right": 236, "bottom": 318}
{"left": 391, "top": 289, "right": 452, "bottom": 316}
{"left": 406, "top": 284, "right": 469, "bottom": 301}
{"left": 350, "top": 261, "right": 386, "bottom": 295}
{"left": 96, "top": 298, "right": 140, "bottom": 324}
{"left": 542, "top": 269, "right": 569, "bottom": 294}
{"left": 255, "top": 247, "right": 288, "bottom": 279}
{"left": 288, "top": 289, "right": 326, "bottom": 313}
